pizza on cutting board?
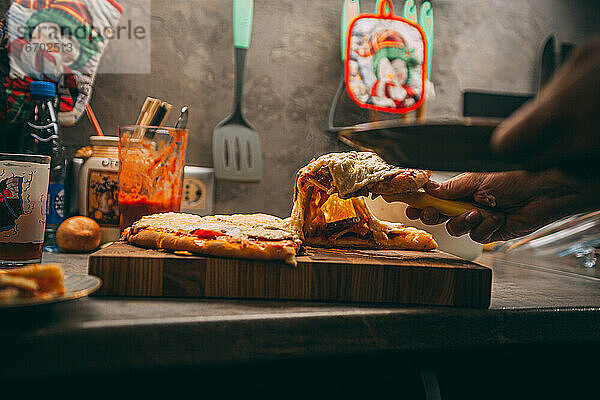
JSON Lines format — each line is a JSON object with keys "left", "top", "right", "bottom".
{"left": 121, "top": 151, "right": 437, "bottom": 264}
{"left": 121, "top": 213, "right": 303, "bottom": 265}
{"left": 285, "top": 152, "right": 437, "bottom": 251}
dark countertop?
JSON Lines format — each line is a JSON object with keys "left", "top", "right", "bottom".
{"left": 4, "top": 249, "right": 600, "bottom": 398}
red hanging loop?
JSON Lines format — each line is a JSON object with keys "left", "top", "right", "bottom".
{"left": 378, "top": 0, "right": 394, "bottom": 17}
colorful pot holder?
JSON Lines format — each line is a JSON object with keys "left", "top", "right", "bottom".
{"left": 345, "top": 0, "right": 427, "bottom": 114}
{"left": 0, "top": 0, "right": 123, "bottom": 126}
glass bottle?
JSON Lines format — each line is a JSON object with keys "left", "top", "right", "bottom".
{"left": 20, "top": 81, "right": 65, "bottom": 252}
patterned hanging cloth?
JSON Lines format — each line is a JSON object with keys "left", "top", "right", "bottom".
{"left": 345, "top": 0, "right": 427, "bottom": 114}
{"left": 0, "top": 0, "right": 123, "bottom": 126}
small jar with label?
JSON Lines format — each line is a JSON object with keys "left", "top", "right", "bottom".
{"left": 78, "top": 136, "right": 120, "bottom": 244}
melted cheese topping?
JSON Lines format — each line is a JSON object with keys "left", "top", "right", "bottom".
{"left": 128, "top": 212, "right": 298, "bottom": 242}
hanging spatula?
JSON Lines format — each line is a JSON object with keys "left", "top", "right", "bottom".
{"left": 212, "top": 0, "right": 262, "bottom": 182}
{"left": 326, "top": 0, "right": 360, "bottom": 133}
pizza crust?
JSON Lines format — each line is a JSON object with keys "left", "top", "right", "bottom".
{"left": 128, "top": 230, "right": 299, "bottom": 265}
{"left": 305, "top": 231, "right": 435, "bottom": 251}
{"left": 367, "top": 170, "right": 431, "bottom": 195}
{"left": 298, "top": 151, "right": 431, "bottom": 198}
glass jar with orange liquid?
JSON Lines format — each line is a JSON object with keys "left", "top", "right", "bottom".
{"left": 117, "top": 126, "right": 188, "bottom": 232}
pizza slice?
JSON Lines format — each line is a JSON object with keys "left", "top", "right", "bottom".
{"left": 286, "top": 151, "right": 438, "bottom": 251}
{"left": 0, "top": 263, "right": 65, "bottom": 301}
{"left": 121, "top": 212, "right": 303, "bottom": 265}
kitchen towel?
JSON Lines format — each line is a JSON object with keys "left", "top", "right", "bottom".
{"left": 0, "top": 0, "right": 123, "bottom": 126}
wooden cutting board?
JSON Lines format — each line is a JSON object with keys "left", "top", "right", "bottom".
{"left": 88, "top": 242, "right": 491, "bottom": 308}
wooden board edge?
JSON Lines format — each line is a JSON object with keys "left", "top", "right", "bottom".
{"left": 88, "top": 255, "right": 164, "bottom": 297}
{"left": 87, "top": 243, "right": 492, "bottom": 308}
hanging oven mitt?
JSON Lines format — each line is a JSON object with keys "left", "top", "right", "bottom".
{"left": 0, "top": 0, "right": 123, "bottom": 126}
{"left": 345, "top": 0, "right": 427, "bottom": 114}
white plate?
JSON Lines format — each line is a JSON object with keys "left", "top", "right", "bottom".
{"left": 0, "top": 274, "right": 102, "bottom": 309}
{"left": 365, "top": 197, "right": 483, "bottom": 261}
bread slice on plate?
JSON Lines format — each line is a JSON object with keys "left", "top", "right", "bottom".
{"left": 0, "top": 264, "right": 65, "bottom": 300}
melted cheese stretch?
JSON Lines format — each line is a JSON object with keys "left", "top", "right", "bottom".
{"left": 292, "top": 182, "right": 435, "bottom": 248}
{"left": 321, "top": 194, "right": 357, "bottom": 223}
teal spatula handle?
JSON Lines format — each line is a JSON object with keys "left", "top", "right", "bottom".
{"left": 341, "top": 0, "right": 348, "bottom": 61}
{"left": 342, "top": 0, "right": 360, "bottom": 61}
{"left": 233, "top": 0, "right": 253, "bottom": 49}
{"left": 419, "top": 1, "right": 433, "bottom": 80}
{"left": 403, "top": 0, "right": 417, "bottom": 22}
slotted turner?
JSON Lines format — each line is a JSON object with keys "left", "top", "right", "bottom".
{"left": 326, "top": 0, "right": 360, "bottom": 133}
{"left": 212, "top": 0, "right": 262, "bottom": 182}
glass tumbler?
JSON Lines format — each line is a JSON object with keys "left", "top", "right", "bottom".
{"left": 0, "top": 153, "right": 51, "bottom": 266}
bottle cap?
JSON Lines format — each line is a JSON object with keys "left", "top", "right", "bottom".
{"left": 30, "top": 81, "right": 56, "bottom": 99}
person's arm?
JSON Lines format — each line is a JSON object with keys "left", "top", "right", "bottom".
{"left": 405, "top": 170, "right": 600, "bottom": 243}
{"left": 406, "top": 36, "right": 600, "bottom": 242}
{"left": 491, "top": 36, "right": 600, "bottom": 174}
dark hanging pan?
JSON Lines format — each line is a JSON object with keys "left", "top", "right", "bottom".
{"left": 337, "top": 118, "right": 521, "bottom": 172}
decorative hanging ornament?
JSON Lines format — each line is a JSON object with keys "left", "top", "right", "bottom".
{"left": 345, "top": 0, "right": 427, "bottom": 114}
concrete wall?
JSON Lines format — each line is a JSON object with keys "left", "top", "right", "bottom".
{"left": 4, "top": 0, "right": 599, "bottom": 217}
